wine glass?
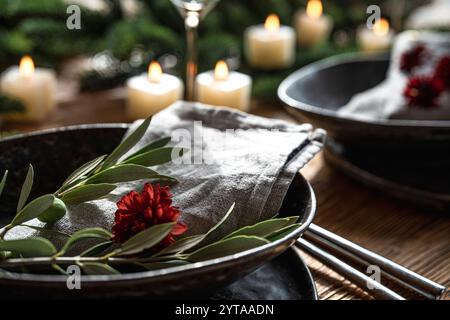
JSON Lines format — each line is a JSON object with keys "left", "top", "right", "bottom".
{"left": 170, "top": 0, "right": 220, "bottom": 101}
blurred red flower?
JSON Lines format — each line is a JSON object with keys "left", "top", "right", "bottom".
{"left": 403, "top": 76, "right": 444, "bottom": 107}
{"left": 434, "top": 56, "right": 450, "bottom": 89}
{"left": 400, "top": 45, "right": 426, "bottom": 73}
{"left": 112, "top": 183, "right": 187, "bottom": 246}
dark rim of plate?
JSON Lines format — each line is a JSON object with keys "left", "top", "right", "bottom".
{"left": 0, "top": 124, "right": 317, "bottom": 284}
{"left": 278, "top": 52, "right": 450, "bottom": 128}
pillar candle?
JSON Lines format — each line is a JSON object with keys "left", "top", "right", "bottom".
{"left": 244, "top": 14, "right": 296, "bottom": 70}
{"left": 294, "top": 0, "right": 333, "bottom": 48}
{"left": 126, "top": 61, "right": 183, "bottom": 119}
{"left": 357, "top": 18, "right": 394, "bottom": 53}
{"left": 0, "top": 56, "right": 57, "bottom": 122}
{"left": 196, "top": 61, "right": 252, "bottom": 111}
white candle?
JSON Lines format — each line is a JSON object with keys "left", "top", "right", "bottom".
{"left": 294, "top": 0, "right": 333, "bottom": 48}
{"left": 357, "top": 18, "right": 394, "bottom": 53}
{"left": 0, "top": 56, "right": 57, "bottom": 122}
{"left": 196, "top": 60, "right": 252, "bottom": 111}
{"left": 244, "top": 14, "right": 296, "bottom": 70}
{"left": 126, "top": 61, "right": 183, "bottom": 119}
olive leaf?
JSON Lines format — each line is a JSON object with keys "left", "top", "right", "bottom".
{"left": 80, "top": 241, "right": 113, "bottom": 257}
{"left": 206, "top": 202, "right": 235, "bottom": 236}
{"left": 224, "top": 216, "right": 299, "bottom": 239}
{"left": 101, "top": 116, "right": 152, "bottom": 170}
{"left": 59, "top": 228, "right": 112, "bottom": 255}
{"left": 60, "top": 183, "right": 117, "bottom": 205}
{"left": 153, "top": 234, "right": 205, "bottom": 257}
{"left": 62, "top": 154, "right": 106, "bottom": 186}
{"left": 78, "top": 262, "right": 120, "bottom": 275}
{"left": 10, "top": 194, "right": 55, "bottom": 226}
{"left": 123, "top": 147, "right": 184, "bottom": 167}
{"left": 56, "top": 177, "right": 85, "bottom": 195}
{"left": 189, "top": 202, "right": 236, "bottom": 250}
{"left": 266, "top": 223, "right": 302, "bottom": 242}
{"left": 16, "top": 164, "right": 34, "bottom": 213}
{"left": 124, "top": 136, "right": 171, "bottom": 161}
{"left": 51, "top": 264, "right": 68, "bottom": 275}
{"left": 187, "top": 235, "right": 270, "bottom": 262}
{"left": 0, "top": 237, "right": 57, "bottom": 257}
{"left": 138, "top": 259, "right": 189, "bottom": 270}
{"left": 116, "top": 222, "right": 175, "bottom": 256}
{"left": 0, "top": 170, "right": 7, "bottom": 197}
{"left": 86, "top": 164, "right": 175, "bottom": 184}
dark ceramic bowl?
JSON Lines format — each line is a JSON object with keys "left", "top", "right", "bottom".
{"left": 278, "top": 53, "right": 450, "bottom": 149}
{"left": 278, "top": 54, "right": 450, "bottom": 211}
{"left": 0, "top": 124, "right": 318, "bottom": 299}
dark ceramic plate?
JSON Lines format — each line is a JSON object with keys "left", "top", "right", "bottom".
{"left": 0, "top": 124, "right": 318, "bottom": 299}
{"left": 324, "top": 141, "right": 450, "bottom": 213}
{"left": 278, "top": 53, "right": 450, "bottom": 148}
{"left": 209, "top": 249, "right": 317, "bottom": 300}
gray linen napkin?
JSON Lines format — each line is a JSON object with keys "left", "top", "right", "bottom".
{"left": 339, "top": 31, "right": 450, "bottom": 120}
{"left": 6, "top": 102, "right": 323, "bottom": 249}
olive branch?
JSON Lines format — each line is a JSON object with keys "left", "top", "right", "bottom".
{"left": 0, "top": 117, "right": 301, "bottom": 275}
{"left": 0, "top": 205, "right": 300, "bottom": 275}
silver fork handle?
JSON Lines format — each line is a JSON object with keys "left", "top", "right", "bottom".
{"left": 306, "top": 224, "right": 447, "bottom": 300}
{"left": 296, "top": 238, "right": 406, "bottom": 300}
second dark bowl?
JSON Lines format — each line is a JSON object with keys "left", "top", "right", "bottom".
{"left": 278, "top": 53, "right": 450, "bottom": 149}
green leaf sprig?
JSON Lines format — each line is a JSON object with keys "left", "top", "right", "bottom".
{"left": 55, "top": 117, "right": 181, "bottom": 201}
{"left": 0, "top": 170, "right": 8, "bottom": 198}
{"left": 0, "top": 116, "right": 184, "bottom": 239}
{"left": 0, "top": 202, "right": 302, "bottom": 275}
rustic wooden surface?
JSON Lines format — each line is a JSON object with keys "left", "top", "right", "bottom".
{"left": 2, "top": 91, "right": 449, "bottom": 300}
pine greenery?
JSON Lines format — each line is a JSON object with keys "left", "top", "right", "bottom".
{"left": 0, "top": 0, "right": 422, "bottom": 100}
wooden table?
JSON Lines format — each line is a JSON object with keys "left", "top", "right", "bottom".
{"left": 2, "top": 92, "right": 449, "bottom": 300}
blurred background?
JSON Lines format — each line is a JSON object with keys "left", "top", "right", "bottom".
{"left": 0, "top": 0, "right": 448, "bottom": 126}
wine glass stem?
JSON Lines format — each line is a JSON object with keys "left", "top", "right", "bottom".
{"left": 185, "top": 12, "right": 199, "bottom": 101}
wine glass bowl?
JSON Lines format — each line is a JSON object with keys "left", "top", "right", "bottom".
{"left": 170, "top": 0, "right": 220, "bottom": 19}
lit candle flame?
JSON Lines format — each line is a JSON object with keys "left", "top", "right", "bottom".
{"left": 19, "top": 55, "right": 35, "bottom": 77}
{"left": 214, "top": 60, "right": 229, "bottom": 81}
{"left": 264, "top": 14, "right": 280, "bottom": 32}
{"left": 373, "top": 18, "right": 389, "bottom": 36}
{"left": 148, "top": 61, "right": 162, "bottom": 83}
{"left": 306, "top": 0, "right": 323, "bottom": 19}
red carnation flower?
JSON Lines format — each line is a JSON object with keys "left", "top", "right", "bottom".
{"left": 400, "top": 45, "right": 426, "bottom": 73}
{"left": 112, "top": 183, "right": 187, "bottom": 246}
{"left": 403, "top": 76, "right": 444, "bottom": 107}
{"left": 434, "top": 56, "right": 450, "bottom": 89}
